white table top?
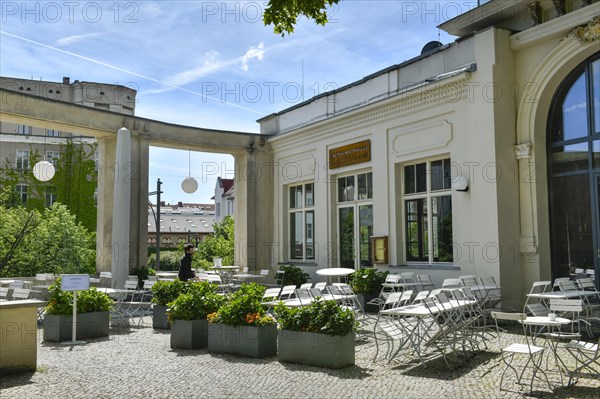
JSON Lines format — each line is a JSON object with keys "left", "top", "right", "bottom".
{"left": 210, "top": 266, "right": 240, "bottom": 270}
{"left": 316, "top": 268, "right": 355, "bottom": 276}
{"left": 526, "top": 290, "right": 596, "bottom": 299}
{"left": 522, "top": 316, "right": 571, "bottom": 327}
{"left": 233, "top": 274, "right": 265, "bottom": 279}
{"left": 381, "top": 299, "right": 477, "bottom": 318}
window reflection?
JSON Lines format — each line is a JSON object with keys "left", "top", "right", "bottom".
{"left": 562, "top": 73, "right": 588, "bottom": 141}
{"left": 550, "top": 142, "right": 589, "bottom": 173}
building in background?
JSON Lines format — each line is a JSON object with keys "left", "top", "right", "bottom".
{"left": 147, "top": 202, "right": 215, "bottom": 248}
{"left": 213, "top": 177, "right": 234, "bottom": 222}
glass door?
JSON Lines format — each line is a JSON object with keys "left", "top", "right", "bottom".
{"left": 339, "top": 207, "right": 355, "bottom": 268}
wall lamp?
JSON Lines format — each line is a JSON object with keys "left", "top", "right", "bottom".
{"left": 452, "top": 176, "right": 469, "bottom": 192}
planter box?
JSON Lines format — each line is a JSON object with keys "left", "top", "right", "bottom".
{"left": 357, "top": 293, "right": 379, "bottom": 313}
{"left": 208, "top": 323, "right": 277, "bottom": 358}
{"left": 43, "top": 311, "right": 110, "bottom": 342}
{"left": 153, "top": 305, "right": 170, "bottom": 329}
{"left": 171, "top": 319, "right": 208, "bottom": 349}
{"left": 278, "top": 330, "right": 355, "bottom": 369}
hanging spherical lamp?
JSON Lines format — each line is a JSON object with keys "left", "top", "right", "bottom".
{"left": 181, "top": 149, "right": 198, "bottom": 193}
{"left": 33, "top": 161, "right": 55, "bottom": 181}
{"left": 181, "top": 176, "right": 198, "bottom": 193}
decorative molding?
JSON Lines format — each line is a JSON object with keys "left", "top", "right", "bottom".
{"left": 269, "top": 75, "right": 470, "bottom": 153}
{"left": 552, "top": 0, "right": 566, "bottom": 17}
{"left": 570, "top": 16, "right": 600, "bottom": 43}
{"left": 515, "top": 143, "right": 533, "bottom": 159}
{"left": 390, "top": 120, "right": 453, "bottom": 157}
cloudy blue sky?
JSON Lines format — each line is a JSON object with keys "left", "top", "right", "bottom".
{"left": 0, "top": 1, "right": 476, "bottom": 203}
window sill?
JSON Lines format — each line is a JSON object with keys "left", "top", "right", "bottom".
{"left": 279, "top": 262, "right": 318, "bottom": 267}
{"left": 389, "top": 264, "right": 460, "bottom": 271}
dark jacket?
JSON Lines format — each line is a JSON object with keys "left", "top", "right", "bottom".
{"left": 178, "top": 254, "right": 195, "bottom": 281}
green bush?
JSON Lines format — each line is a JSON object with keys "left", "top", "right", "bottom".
{"left": 131, "top": 266, "right": 156, "bottom": 288}
{"left": 151, "top": 279, "right": 191, "bottom": 306}
{"left": 207, "top": 283, "right": 274, "bottom": 327}
{"left": 275, "top": 300, "right": 357, "bottom": 336}
{"left": 45, "top": 278, "right": 112, "bottom": 316}
{"left": 349, "top": 268, "right": 388, "bottom": 294}
{"left": 166, "top": 281, "right": 225, "bottom": 322}
{"left": 277, "top": 264, "right": 309, "bottom": 287}
{"left": 147, "top": 251, "right": 181, "bottom": 270}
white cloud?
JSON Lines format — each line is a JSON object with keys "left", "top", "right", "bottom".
{"left": 56, "top": 32, "right": 104, "bottom": 46}
{"left": 240, "top": 42, "right": 265, "bottom": 71}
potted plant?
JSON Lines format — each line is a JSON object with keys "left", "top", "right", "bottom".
{"left": 43, "top": 279, "right": 113, "bottom": 342}
{"left": 151, "top": 280, "right": 190, "bottom": 329}
{"left": 275, "top": 300, "right": 357, "bottom": 369}
{"left": 207, "top": 283, "right": 277, "bottom": 358}
{"left": 167, "top": 281, "right": 224, "bottom": 349}
{"left": 349, "top": 268, "right": 388, "bottom": 312}
{"left": 277, "top": 264, "right": 309, "bottom": 287}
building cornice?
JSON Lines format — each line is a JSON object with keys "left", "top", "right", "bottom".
{"left": 269, "top": 73, "right": 471, "bottom": 153}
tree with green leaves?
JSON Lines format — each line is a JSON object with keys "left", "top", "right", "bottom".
{"left": 195, "top": 216, "right": 235, "bottom": 269}
{"left": 263, "top": 0, "right": 341, "bottom": 36}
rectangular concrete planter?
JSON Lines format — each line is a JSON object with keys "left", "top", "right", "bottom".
{"left": 170, "top": 319, "right": 208, "bottom": 349}
{"left": 153, "top": 305, "right": 170, "bottom": 329}
{"left": 208, "top": 323, "right": 277, "bottom": 358}
{"left": 43, "top": 311, "right": 110, "bottom": 342}
{"left": 278, "top": 330, "right": 355, "bottom": 369}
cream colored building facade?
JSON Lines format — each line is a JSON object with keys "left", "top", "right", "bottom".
{"left": 260, "top": 0, "right": 600, "bottom": 308}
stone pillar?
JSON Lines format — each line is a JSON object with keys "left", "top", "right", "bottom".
{"left": 96, "top": 128, "right": 149, "bottom": 288}
{"left": 233, "top": 148, "right": 274, "bottom": 273}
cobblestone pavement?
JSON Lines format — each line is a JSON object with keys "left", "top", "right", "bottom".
{"left": 2, "top": 319, "right": 599, "bottom": 399}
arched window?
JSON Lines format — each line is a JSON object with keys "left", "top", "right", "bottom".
{"left": 547, "top": 53, "right": 599, "bottom": 280}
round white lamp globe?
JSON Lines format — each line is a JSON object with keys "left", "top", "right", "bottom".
{"left": 32, "top": 161, "right": 56, "bottom": 182}
{"left": 181, "top": 176, "right": 198, "bottom": 193}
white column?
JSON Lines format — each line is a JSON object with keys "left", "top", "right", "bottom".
{"left": 111, "top": 128, "right": 131, "bottom": 289}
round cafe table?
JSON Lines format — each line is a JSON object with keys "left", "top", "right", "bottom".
{"left": 316, "top": 268, "right": 355, "bottom": 284}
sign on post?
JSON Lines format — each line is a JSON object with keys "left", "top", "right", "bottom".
{"left": 61, "top": 274, "right": 90, "bottom": 345}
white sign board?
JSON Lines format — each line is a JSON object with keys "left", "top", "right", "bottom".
{"left": 61, "top": 274, "right": 90, "bottom": 291}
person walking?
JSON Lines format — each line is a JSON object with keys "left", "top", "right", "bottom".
{"left": 178, "top": 243, "right": 196, "bottom": 281}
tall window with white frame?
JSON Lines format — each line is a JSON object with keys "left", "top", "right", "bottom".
{"left": 16, "top": 124, "right": 31, "bottom": 135}
{"left": 289, "top": 183, "right": 315, "bottom": 262}
{"left": 46, "top": 151, "right": 60, "bottom": 167}
{"left": 45, "top": 187, "right": 57, "bottom": 206}
{"left": 15, "top": 185, "right": 27, "bottom": 206}
{"left": 403, "top": 158, "right": 453, "bottom": 263}
{"left": 337, "top": 172, "right": 373, "bottom": 269}
{"left": 16, "top": 150, "right": 29, "bottom": 171}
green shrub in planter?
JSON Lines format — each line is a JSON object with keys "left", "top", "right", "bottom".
{"left": 348, "top": 268, "right": 388, "bottom": 295}
{"left": 207, "top": 283, "right": 274, "bottom": 327}
{"left": 151, "top": 280, "right": 192, "bottom": 329}
{"left": 166, "top": 281, "right": 225, "bottom": 322}
{"left": 276, "top": 264, "right": 309, "bottom": 288}
{"left": 275, "top": 300, "right": 357, "bottom": 336}
{"left": 45, "top": 278, "right": 112, "bottom": 316}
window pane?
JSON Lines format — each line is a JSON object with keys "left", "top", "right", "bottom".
{"left": 443, "top": 159, "right": 451, "bottom": 189}
{"left": 432, "top": 196, "right": 453, "bottom": 262}
{"left": 431, "top": 160, "right": 443, "bottom": 191}
{"left": 594, "top": 140, "right": 600, "bottom": 169}
{"left": 562, "top": 73, "right": 588, "bottom": 141}
{"left": 550, "top": 142, "right": 589, "bottom": 173}
{"left": 405, "top": 199, "right": 427, "bottom": 262}
{"left": 290, "top": 212, "right": 303, "bottom": 259}
{"left": 338, "top": 176, "right": 354, "bottom": 202}
{"left": 290, "top": 186, "right": 302, "bottom": 209}
{"left": 593, "top": 59, "right": 599, "bottom": 133}
{"left": 404, "top": 165, "right": 415, "bottom": 194}
{"left": 305, "top": 184, "right": 314, "bottom": 207}
{"left": 367, "top": 172, "right": 373, "bottom": 199}
{"left": 339, "top": 207, "right": 355, "bottom": 268}
{"left": 416, "top": 163, "right": 427, "bottom": 193}
{"left": 305, "top": 211, "right": 314, "bottom": 259}
{"left": 359, "top": 205, "right": 373, "bottom": 267}
{"left": 550, "top": 174, "right": 593, "bottom": 278}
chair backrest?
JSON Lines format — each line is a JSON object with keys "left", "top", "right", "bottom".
{"left": 381, "top": 292, "right": 403, "bottom": 309}
{"left": 399, "top": 272, "right": 416, "bottom": 283}
{"left": 299, "top": 283, "right": 312, "bottom": 289}
{"left": 385, "top": 274, "right": 401, "bottom": 283}
{"left": 294, "top": 288, "right": 312, "bottom": 305}
{"left": 309, "top": 288, "right": 323, "bottom": 299}
{"left": 128, "top": 275, "right": 138, "bottom": 281}
{"left": 143, "top": 280, "right": 156, "bottom": 290}
{"left": 0, "top": 287, "right": 9, "bottom": 299}
{"left": 417, "top": 274, "right": 434, "bottom": 288}
{"left": 576, "top": 277, "right": 597, "bottom": 292}
{"left": 442, "top": 278, "right": 462, "bottom": 288}
{"left": 11, "top": 288, "right": 31, "bottom": 300}
{"left": 260, "top": 269, "right": 269, "bottom": 277}
{"left": 459, "top": 275, "right": 479, "bottom": 288}
{"left": 491, "top": 311, "right": 526, "bottom": 322}
{"left": 313, "top": 282, "right": 327, "bottom": 290}
{"left": 124, "top": 280, "right": 138, "bottom": 290}
{"left": 398, "top": 290, "right": 413, "bottom": 306}
{"left": 262, "top": 288, "right": 281, "bottom": 301}
{"left": 528, "top": 280, "right": 550, "bottom": 294}
{"left": 428, "top": 288, "right": 442, "bottom": 297}
{"left": 559, "top": 280, "right": 578, "bottom": 292}
{"left": 553, "top": 277, "right": 571, "bottom": 290}
{"left": 279, "top": 285, "right": 296, "bottom": 299}
{"left": 549, "top": 298, "right": 583, "bottom": 313}
{"left": 526, "top": 302, "right": 549, "bottom": 316}
{"left": 8, "top": 281, "right": 24, "bottom": 289}
{"left": 412, "top": 290, "right": 429, "bottom": 303}
{"left": 339, "top": 285, "right": 354, "bottom": 296}
{"left": 148, "top": 276, "right": 159, "bottom": 281}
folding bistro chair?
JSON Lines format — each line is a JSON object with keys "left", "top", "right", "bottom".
{"left": 564, "top": 337, "right": 600, "bottom": 385}
{"left": 261, "top": 287, "right": 282, "bottom": 315}
{"left": 491, "top": 312, "right": 551, "bottom": 395}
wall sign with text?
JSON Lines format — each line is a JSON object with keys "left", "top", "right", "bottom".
{"left": 329, "top": 140, "right": 371, "bottom": 169}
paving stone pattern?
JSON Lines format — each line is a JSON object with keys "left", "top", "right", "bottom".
{"left": 2, "top": 319, "right": 599, "bottom": 399}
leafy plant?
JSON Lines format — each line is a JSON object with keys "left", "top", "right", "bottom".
{"left": 275, "top": 300, "right": 357, "bottom": 336}
{"left": 45, "top": 278, "right": 112, "bottom": 316}
{"left": 207, "top": 283, "right": 275, "bottom": 327}
{"left": 196, "top": 216, "right": 234, "bottom": 267}
{"left": 147, "top": 251, "right": 182, "bottom": 270}
{"left": 277, "top": 264, "right": 309, "bottom": 287}
{"left": 132, "top": 266, "right": 156, "bottom": 288}
{"left": 349, "top": 268, "right": 388, "bottom": 294}
{"left": 151, "top": 279, "right": 191, "bottom": 306}
{"left": 166, "top": 281, "right": 225, "bottom": 322}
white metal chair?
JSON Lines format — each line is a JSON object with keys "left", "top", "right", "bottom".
{"left": 524, "top": 281, "right": 551, "bottom": 317}
{"left": 279, "top": 285, "right": 297, "bottom": 300}
{"left": 491, "top": 312, "right": 551, "bottom": 394}
{"left": 564, "top": 337, "right": 600, "bottom": 385}
{"left": 299, "top": 283, "right": 312, "bottom": 289}
{"left": 0, "top": 287, "right": 8, "bottom": 301}
{"left": 313, "top": 282, "right": 327, "bottom": 291}
{"left": 417, "top": 274, "right": 435, "bottom": 291}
